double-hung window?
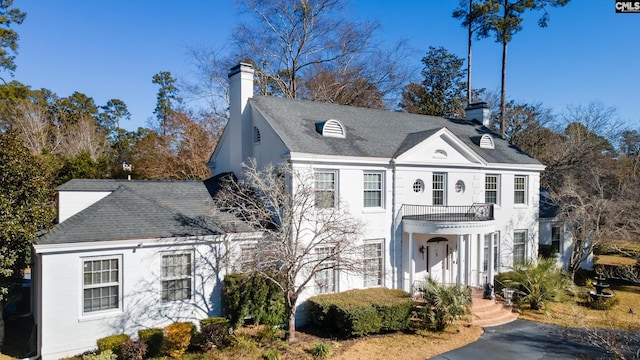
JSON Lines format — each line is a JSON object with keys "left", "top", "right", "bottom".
{"left": 315, "top": 247, "right": 337, "bottom": 294}
{"left": 432, "top": 173, "right": 446, "bottom": 206}
{"left": 315, "top": 170, "right": 337, "bottom": 208}
{"left": 514, "top": 175, "right": 527, "bottom": 205}
{"left": 485, "top": 175, "right": 499, "bottom": 204}
{"left": 161, "top": 253, "right": 192, "bottom": 302}
{"left": 363, "top": 241, "right": 383, "bottom": 287}
{"left": 83, "top": 257, "right": 120, "bottom": 313}
{"left": 513, "top": 230, "right": 527, "bottom": 266}
{"left": 551, "top": 226, "right": 561, "bottom": 253}
{"left": 363, "top": 172, "right": 383, "bottom": 208}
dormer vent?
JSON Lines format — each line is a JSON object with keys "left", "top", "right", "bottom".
{"left": 479, "top": 134, "right": 494, "bottom": 149}
{"left": 315, "top": 119, "right": 346, "bottom": 138}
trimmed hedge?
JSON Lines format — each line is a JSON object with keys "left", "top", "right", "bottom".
{"left": 307, "top": 288, "right": 413, "bottom": 338}
{"left": 163, "top": 322, "right": 196, "bottom": 358}
{"left": 138, "top": 328, "right": 164, "bottom": 358}
{"left": 96, "top": 334, "right": 130, "bottom": 359}
{"left": 194, "top": 317, "right": 232, "bottom": 350}
{"left": 223, "top": 272, "right": 286, "bottom": 328}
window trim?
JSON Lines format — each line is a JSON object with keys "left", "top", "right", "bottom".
{"left": 315, "top": 246, "right": 338, "bottom": 295}
{"left": 513, "top": 230, "right": 527, "bottom": 266}
{"left": 161, "top": 252, "right": 193, "bottom": 303}
{"left": 363, "top": 172, "right": 383, "bottom": 208}
{"left": 315, "top": 170, "right": 338, "bottom": 209}
{"left": 551, "top": 226, "right": 562, "bottom": 254}
{"left": 432, "top": 172, "right": 446, "bottom": 206}
{"left": 483, "top": 234, "right": 490, "bottom": 272}
{"left": 82, "top": 255, "right": 122, "bottom": 315}
{"left": 514, "top": 175, "right": 527, "bottom": 205}
{"left": 363, "top": 240, "right": 384, "bottom": 288}
{"left": 485, "top": 174, "right": 500, "bottom": 205}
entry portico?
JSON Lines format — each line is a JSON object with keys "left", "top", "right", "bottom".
{"left": 401, "top": 204, "right": 498, "bottom": 293}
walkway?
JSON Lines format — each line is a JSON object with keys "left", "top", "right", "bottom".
{"left": 431, "top": 320, "right": 607, "bottom": 360}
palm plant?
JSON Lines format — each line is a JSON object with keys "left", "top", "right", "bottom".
{"left": 505, "top": 258, "right": 572, "bottom": 310}
{"left": 418, "top": 278, "right": 472, "bottom": 331}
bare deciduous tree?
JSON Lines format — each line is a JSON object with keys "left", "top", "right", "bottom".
{"left": 210, "top": 160, "right": 364, "bottom": 342}
{"left": 57, "top": 115, "right": 108, "bottom": 161}
{"left": 555, "top": 166, "right": 629, "bottom": 281}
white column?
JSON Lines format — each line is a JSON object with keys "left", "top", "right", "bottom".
{"left": 456, "top": 235, "right": 463, "bottom": 284}
{"left": 488, "top": 233, "right": 495, "bottom": 285}
{"left": 475, "top": 234, "right": 484, "bottom": 286}
{"left": 465, "top": 234, "right": 471, "bottom": 286}
{"left": 409, "top": 233, "right": 415, "bottom": 294}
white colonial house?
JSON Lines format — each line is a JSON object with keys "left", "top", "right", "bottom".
{"left": 32, "top": 179, "right": 261, "bottom": 359}
{"left": 209, "top": 63, "right": 545, "bottom": 308}
{"left": 32, "top": 62, "right": 548, "bottom": 359}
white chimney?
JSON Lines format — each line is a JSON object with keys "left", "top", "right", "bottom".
{"left": 227, "top": 63, "right": 255, "bottom": 170}
{"left": 465, "top": 102, "right": 490, "bottom": 128}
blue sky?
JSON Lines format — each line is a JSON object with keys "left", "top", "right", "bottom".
{"left": 11, "top": 1, "right": 640, "bottom": 131}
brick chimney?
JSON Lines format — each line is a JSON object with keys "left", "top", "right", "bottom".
{"left": 465, "top": 102, "right": 490, "bottom": 128}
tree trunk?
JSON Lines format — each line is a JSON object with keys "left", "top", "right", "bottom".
{"left": 466, "top": 0, "right": 473, "bottom": 106}
{"left": 0, "top": 302, "right": 4, "bottom": 352}
{"left": 286, "top": 304, "right": 297, "bottom": 342}
{"left": 500, "top": 38, "right": 507, "bottom": 139}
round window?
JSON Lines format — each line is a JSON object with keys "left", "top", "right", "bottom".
{"left": 413, "top": 179, "right": 424, "bottom": 193}
{"left": 455, "top": 180, "right": 465, "bottom": 193}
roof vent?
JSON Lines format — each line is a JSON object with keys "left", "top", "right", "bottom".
{"left": 315, "top": 119, "right": 346, "bottom": 138}
{"left": 479, "top": 134, "right": 494, "bottom": 149}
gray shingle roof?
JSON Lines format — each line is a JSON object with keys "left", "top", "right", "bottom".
{"left": 39, "top": 177, "right": 251, "bottom": 245}
{"left": 250, "top": 96, "right": 542, "bottom": 165}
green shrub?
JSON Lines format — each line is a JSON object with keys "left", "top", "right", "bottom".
{"left": 194, "top": 317, "right": 231, "bottom": 350}
{"left": 417, "top": 279, "right": 471, "bottom": 331}
{"left": 138, "top": 328, "right": 163, "bottom": 358}
{"left": 223, "top": 272, "right": 286, "bottom": 328}
{"left": 96, "top": 334, "right": 130, "bottom": 359}
{"left": 581, "top": 291, "right": 620, "bottom": 310}
{"left": 81, "top": 350, "right": 117, "bottom": 360}
{"left": 308, "top": 288, "right": 413, "bottom": 338}
{"left": 498, "top": 258, "right": 573, "bottom": 310}
{"left": 310, "top": 342, "right": 332, "bottom": 359}
{"left": 120, "top": 339, "right": 147, "bottom": 360}
{"left": 262, "top": 348, "right": 281, "bottom": 360}
{"left": 163, "top": 322, "right": 196, "bottom": 358}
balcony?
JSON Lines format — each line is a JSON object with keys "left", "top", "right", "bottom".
{"left": 402, "top": 203, "right": 494, "bottom": 222}
{"left": 401, "top": 204, "right": 495, "bottom": 235}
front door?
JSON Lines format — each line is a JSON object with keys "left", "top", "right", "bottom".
{"left": 428, "top": 242, "right": 446, "bottom": 283}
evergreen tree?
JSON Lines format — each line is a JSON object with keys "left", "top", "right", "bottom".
{"left": 152, "top": 71, "right": 182, "bottom": 136}
{"left": 0, "top": 0, "right": 26, "bottom": 76}
{"left": 399, "top": 46, "right": 467, "bottom": 118}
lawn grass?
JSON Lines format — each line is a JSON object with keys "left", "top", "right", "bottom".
{"left": 596, "top": 254, "right": 637, "bottom": 267}
{"left": 518, "top": 282, "right": 640, "bottom": 330}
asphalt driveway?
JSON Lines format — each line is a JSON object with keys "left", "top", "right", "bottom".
{"left": 431, "top": 320, "right": 607, "bottom": 360}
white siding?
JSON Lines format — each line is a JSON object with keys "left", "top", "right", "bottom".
{"left": 35, "top": 240, "right": 228, "bottom": 360}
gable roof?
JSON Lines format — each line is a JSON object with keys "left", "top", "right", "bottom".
{"left": 39, "top": 177, "right": 251, "bottom": 245}
{"left": 249, "top": 96, "right": 542, "bottom": 166}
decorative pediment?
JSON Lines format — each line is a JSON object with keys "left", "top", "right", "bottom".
{"left": 395, "top": 128, "right": 486, "bottom": 166}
